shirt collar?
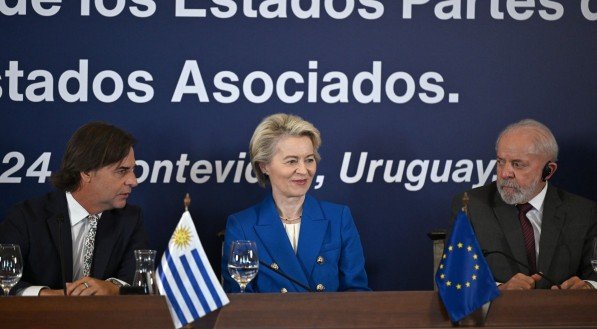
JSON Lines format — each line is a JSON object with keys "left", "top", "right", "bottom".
{"left": 65, "top": 192, "right": 101, "bottom": 226}
{"left": 527, "top": 182, "right": 548, "bottom": 213}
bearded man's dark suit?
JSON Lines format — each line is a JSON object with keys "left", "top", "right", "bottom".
{"left": 451, "top": 183, "right": 597, "bottom": 289}
{"left": 0, "top": 191, "right": 149, "bottom": 294}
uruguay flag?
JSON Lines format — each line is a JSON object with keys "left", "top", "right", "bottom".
{"left": 157, "top": 211, "right": 229, "bottom": 328}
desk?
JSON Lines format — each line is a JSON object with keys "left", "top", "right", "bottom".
{"left": 198, "top": 290, "right": 597, "bottom": 328}
{"left": 0, "top": 295, "right": 172, "bottom": 329}
{"left": 1, "top": 291, "right": 596, "bottom": 328}
{"left": 201, "top": 291, "right": 448, "bottom": 328}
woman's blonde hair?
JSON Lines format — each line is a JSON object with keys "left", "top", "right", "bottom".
{"left": 250, "top": 113, "right": 321, "bottom": 187}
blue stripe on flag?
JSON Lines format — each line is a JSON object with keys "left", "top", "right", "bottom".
{"left": 158, "top": 212, "right": 229, "bottom": 328}
{"left": 192, "top": 249, "right": 224, "bottom": 308}
{"left": 166, "top": 255, "right": 201, "bottom": 320}
{"left": 180, "top": 254, "right": 211, "bottom": 312}
{"left": 157, "top": 259, "right": 187, "bottom": 326}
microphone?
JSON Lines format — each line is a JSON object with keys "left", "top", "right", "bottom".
{"left": 482, "top": 249, "right": 561, "bottom": 289}
{"left": 258, "top": 260, "right": 313, "bottom": 292}
{"left": 56, "top": 215, "right": 68, "bottom": 296}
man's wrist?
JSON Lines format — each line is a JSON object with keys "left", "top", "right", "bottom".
{"left": 106, "top": 278, "right": 125, "bottom": 288}
{"left": 20, "top": 286, "right": 48, "bottom": 296}
{"left": 38, "top": 288, "right": 65, "bottom": 296}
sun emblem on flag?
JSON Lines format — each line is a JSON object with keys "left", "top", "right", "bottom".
{"left": 172, "top": 226, "right": 192, "bottom": 249}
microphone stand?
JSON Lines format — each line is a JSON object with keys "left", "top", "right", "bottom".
{"left": 482, "top": 250, "right": 561, "bottom": 289}
{"left": 259, "top": 260, "right": 313, "bottom": 292}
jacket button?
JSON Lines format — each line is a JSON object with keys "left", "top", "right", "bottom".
{"left": 316, "top": 284, "right": 325, "bottom": 292}
{"left": 317, "top": 256, "right": 324, "bottom": 264}
{"left": 280, "top": 288, "right": 288, "bottom": 293}
{"left": 270, "top": 263, "right": 279, "bottom": 270}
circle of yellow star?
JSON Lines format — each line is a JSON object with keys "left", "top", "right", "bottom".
{"left": 172, "top": 226, "right": 192, "bottom": 249}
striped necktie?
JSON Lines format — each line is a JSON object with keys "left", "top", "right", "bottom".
{"left": 516, "top": 203, "right": 536, "bottom": 274}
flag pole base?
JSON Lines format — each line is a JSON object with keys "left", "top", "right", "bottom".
{"left": 453, "top": 301, "right": 491, "bottom": 327}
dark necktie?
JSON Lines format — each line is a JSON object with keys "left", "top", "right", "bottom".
{"left": 516, "top": 203, "right": 536, "bottom": 274}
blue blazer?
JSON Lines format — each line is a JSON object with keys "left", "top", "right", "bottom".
{"left": 222, "top": 194, "right": 370, "bottom": 293}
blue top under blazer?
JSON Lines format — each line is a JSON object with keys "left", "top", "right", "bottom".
{"left": 222, "top": 194, "right": 370, "bottom": 293}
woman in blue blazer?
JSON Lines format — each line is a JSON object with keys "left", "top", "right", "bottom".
{"left": 222, "top": 113, "right": 370, "bottom": 293}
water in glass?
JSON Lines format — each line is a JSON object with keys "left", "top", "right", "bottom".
{"left": 132, "top": 249, "right": 159, "bottom": 294}
{"left": 592, "top": 239, "right": 597, "bottom": 274}
{"left": 227, "top": 240, "right": 259, "bottom": 293}
{"left": 228, "top": 264, "right": 259, "bottom": 286}
{"left": 0, "top": 244, "right": 23, "bottom": 296}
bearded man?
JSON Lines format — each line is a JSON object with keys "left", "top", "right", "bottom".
{"left": 450, "top": 119, "right": 597, "bottom": 290}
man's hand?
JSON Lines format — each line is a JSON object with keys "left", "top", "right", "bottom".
{"left": 39, "top": 288, "right": 66, "bottom": 296}
{"left": 552, "top": 276, "right": 592, "bottom": 290}
{"left": 499, "top": 273, "right": 542, "bottom": 290}
{"left": 66, "top": 277, "right": 120, "bottom": 296}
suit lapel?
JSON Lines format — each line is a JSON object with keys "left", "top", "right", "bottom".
{"left": 492, "top": 193, "right": 530, "bottom": 274}
{"left": 92, "top": 210, "right": 119, "bottom": 279}
{"left": 536, "top": 185, "right": 564, "bottom": 277}
{"left": 253, "top": 196, "right": 310, "bottom": 291}
{"left": 296, "top": 195, "right": 328, "bottom": 280}
{"left": 45, "top": 192, "right": 74, "bottom": 283}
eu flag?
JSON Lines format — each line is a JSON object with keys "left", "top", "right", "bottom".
{"left": 436, "top": 210, "right": 500, "bottom": 322}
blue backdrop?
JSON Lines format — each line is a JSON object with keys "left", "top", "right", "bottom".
{"left": 1, "top": 1, "right": 596, "bottom": 290}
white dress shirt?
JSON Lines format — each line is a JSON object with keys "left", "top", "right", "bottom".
{"left": 283, "top": 222, "right": 301, "bottom": 254}
{"left": 523, "top": 183, "right": 596, "bottom": 288}
{"left": 20, "top": 192, "right": 102, "bottom": 296}
{"left": 67, "top": 192, "right": 102, "bottom": 281}
{"left": 525, "top": 182, "right": 548, "bottom": 260}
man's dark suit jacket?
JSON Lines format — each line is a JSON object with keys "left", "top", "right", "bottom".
{"left": 451, "top": 183, "right": 597, "bottom": 289}
{"left": 0, "top": 191, "right": 149, "bottom": 294}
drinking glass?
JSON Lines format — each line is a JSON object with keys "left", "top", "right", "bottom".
{"left": 227, "top": 240, "right": 259, "bottom": 293}
{"left": 0, "top": 244, "right": 23, "bottom": 296}
{"left": 591, "top": 238, "right": 597, "bottom": 274}
{"left": 132, "top": 250, "right": 159, "bottom": 295}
